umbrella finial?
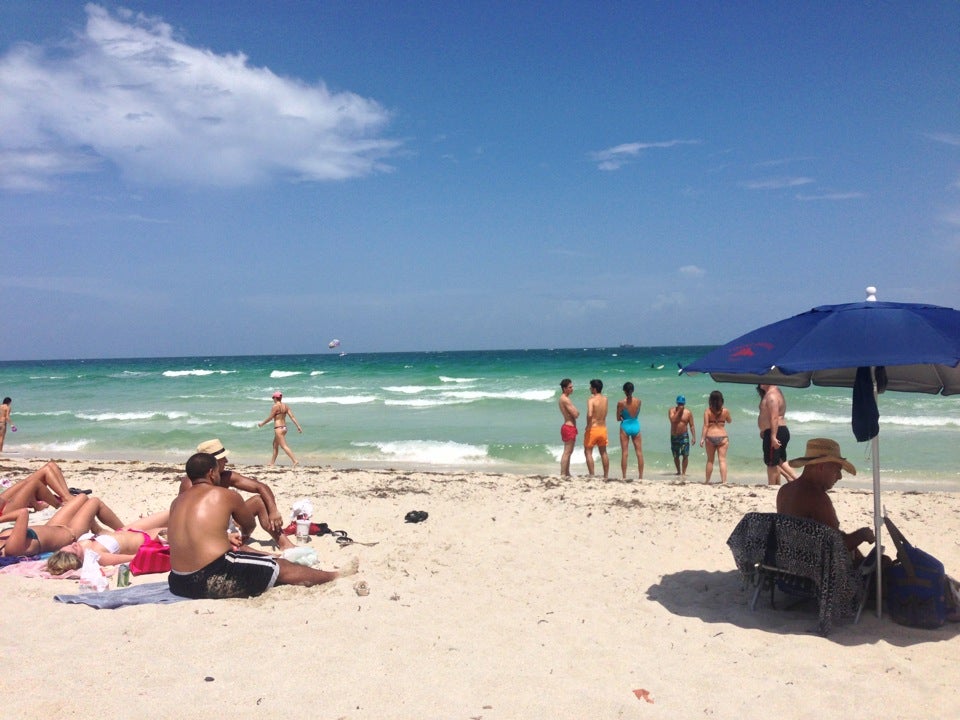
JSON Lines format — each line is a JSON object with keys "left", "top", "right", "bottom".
{"left": 865, "top": 286, "right": 877, "bottom": 302}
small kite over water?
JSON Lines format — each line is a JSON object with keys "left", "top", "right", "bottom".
{"left": 328, "top": 339, "right": 341, "bottom": 349}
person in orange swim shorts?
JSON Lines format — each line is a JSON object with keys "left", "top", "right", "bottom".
{"left": 584, "top": 379, "right": 609, "bottom": 479}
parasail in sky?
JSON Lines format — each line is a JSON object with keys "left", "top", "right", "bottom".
{"left": 328, "top": 339, "right": 341, "bottom": 349}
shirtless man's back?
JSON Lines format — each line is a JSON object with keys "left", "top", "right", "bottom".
{"left": 758, "top": 384, "right": 797, "bottom": 485}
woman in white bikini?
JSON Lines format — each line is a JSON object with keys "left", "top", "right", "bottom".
{"left": 46, "top": 510, "right": 169, "bottom": 575}
{"left": 700, "top": 390, "right": 732, "bottom": 484}
{"left": 258, "top": 391, "right": 303, "bottom": 466}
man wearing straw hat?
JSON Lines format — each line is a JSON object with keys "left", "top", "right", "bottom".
{"left": 178, "top": 439, "right": 294, "bottom": 551}
{"left": 776, "top": 438, "right": 876, "bottom": 556}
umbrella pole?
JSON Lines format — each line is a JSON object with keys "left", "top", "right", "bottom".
{"left": 871, "top": 366, "right": 883, "bottom": 619}
{"left": 872, "top": 434, "right": 883, "bottom": 618}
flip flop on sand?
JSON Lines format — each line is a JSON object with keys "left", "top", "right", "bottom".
{"left": 404, "top": 510, "right": 428, "bottom": 523}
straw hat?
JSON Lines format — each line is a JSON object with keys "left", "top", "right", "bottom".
{"left": 788, "top": 438, "right": 856, "bottom": 475}
{"left": 196, "top": 438, "right": 228, "bottom": 460}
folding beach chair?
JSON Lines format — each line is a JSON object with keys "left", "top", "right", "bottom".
{"left": 727, "top": 512, "right": 871, "bottom": 635}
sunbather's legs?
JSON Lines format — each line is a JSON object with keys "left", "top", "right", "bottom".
{"left": 125, "top": 510, "right": 169, "bottom": 530}
{"left": 46, "top": 492, "right": 89, "bottom": 524}
{"left": 47, "top": 494, "right": 124, "bottom": 534}
{"left": 0, "top": 461, "right": 73, "bottom": 510}
{"left": 34, "top": 461, "right": 72, "bottom": 502}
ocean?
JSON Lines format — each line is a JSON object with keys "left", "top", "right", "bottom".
{"left": 1, "top": 347, "right": 957, "bottom": 490}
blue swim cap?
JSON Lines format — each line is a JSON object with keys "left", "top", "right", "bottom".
{"left": 676, "top": 395, "right": 686, "bottom": 404}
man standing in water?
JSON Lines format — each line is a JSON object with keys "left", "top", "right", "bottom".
{"left": 758, "top": 384, "right": 797, "bottom": 485}
{"left": 258, "top": 391, "right": 303, "bottom": 466}
{"left": 668, "top": 395, "right": 696, "bottom": 477}
{"left": 558, "top": 378, "right": 579, "bottom": 478}
{"left": 584, "top": 379, "right": 610, "bottom": 479}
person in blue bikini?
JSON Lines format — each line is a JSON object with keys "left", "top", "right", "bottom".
{"left": 616, "top": 382, "right": 643, "bottom": 480}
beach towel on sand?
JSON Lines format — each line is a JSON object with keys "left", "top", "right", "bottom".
{"left": 1, "top": 558, "right": 81, "bottom": 579}
{"left": 54, "top": 582, "right": 192, "bottom": 609}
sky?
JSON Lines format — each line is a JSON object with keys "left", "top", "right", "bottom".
{"left": 1, "top": 1, "right": 958, "bottom": 361}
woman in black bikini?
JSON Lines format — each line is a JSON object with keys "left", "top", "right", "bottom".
{"left": 258, "top": 391, "right": 303, "bottom": 466}
{"left": 700, "top": 390, "right": 732, "bottom": 485}
{"left": 0, "top": 492, "right": 124, "bottom": 558}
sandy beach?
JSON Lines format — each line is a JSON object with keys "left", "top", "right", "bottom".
{"left": 2, "top": 457, "right": 959, "bottom": 719}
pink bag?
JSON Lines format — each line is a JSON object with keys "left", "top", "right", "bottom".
{"left": 129, "top": 538, "right": 171, "bottom": 575}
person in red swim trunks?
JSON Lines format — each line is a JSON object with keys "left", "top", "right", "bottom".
{"left": 558, "top": 378, "right": 579, "bottom": 478}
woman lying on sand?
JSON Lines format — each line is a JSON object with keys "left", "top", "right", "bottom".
{"left": 46, "top": 510, "right": 169, "bottom": 575}
{"left": 0, "top": 461, "right": 76, "bottom": 514}
{"left": 0, "top": 493, "right": 124, "bottom": 558}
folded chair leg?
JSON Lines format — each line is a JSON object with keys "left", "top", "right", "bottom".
{"left": 750, "top": 572, "right": 762, "bottom": 611}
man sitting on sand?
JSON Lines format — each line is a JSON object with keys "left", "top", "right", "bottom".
{"left": 177, "top": 439, "right": 293, "bottom": 550}
{"left": 776, "top": 438, "right": 875, "bottom": 557}
{"left": 167, "top": 453, "right": 357, "bottom": 600}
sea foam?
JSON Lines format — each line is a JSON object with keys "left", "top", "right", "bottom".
{"left": 270, "top": 370, "right": 304, "bottom": 378}
{"left": 285, "top": 395, "right": 377, "bottom": 405}
{"left": 353, "top": 440, "right": 490, "bottom": 465}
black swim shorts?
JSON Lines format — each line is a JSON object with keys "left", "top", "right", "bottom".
{"left": 761, "top": 426, "right": 790, "bottom": 467}
{"left": 169, "top": 550, "right": 279, "bottom": 599}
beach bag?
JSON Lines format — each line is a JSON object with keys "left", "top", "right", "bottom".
{"left": 883, "top": 516, "right": 947, "bottom": 629}
{"left": 281, "top": 521, "right": 331, "bottom": 536}
{"left": 129, "top": 538, "right": 171, "bottom": 576}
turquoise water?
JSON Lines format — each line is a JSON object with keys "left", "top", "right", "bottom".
{"left": 1, "top": 348, "right": 957, "bottom": 489}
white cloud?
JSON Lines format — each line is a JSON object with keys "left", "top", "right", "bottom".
{"left": 652, "top": 291, "right": 686, "bottom": 311}
{"left": 0, "top": 148, "right": 101, "bottom": 191}
{"left": 926, "top": 132, "right": 960, "bottom": 147}
{"left": 558, "top": 298, "right": 607, "bottom": 318}
{"left": 589, "top": 139, "right": 700, "bottom": 171}
{"left": 795, "top": 191, "right": 867, "bottom": 201}
{"left": 741, "top": 176, "right": 814, "bottom": 190}
{"left": 0, "top": 4, "right": 398, "bottom": 190}
{"left": 679, "top": 265, "right": 705, "bottom": 278}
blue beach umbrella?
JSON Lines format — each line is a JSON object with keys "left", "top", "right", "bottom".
{"left": 680, "top": 289, "right": 960, "bottom": 618}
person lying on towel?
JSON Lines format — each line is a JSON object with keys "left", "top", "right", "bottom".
{"left": 0, "top": 493, "right": 124, "bottom": 558}
{"left": 45, "top": 510, "right": 169, "bottom": 575}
